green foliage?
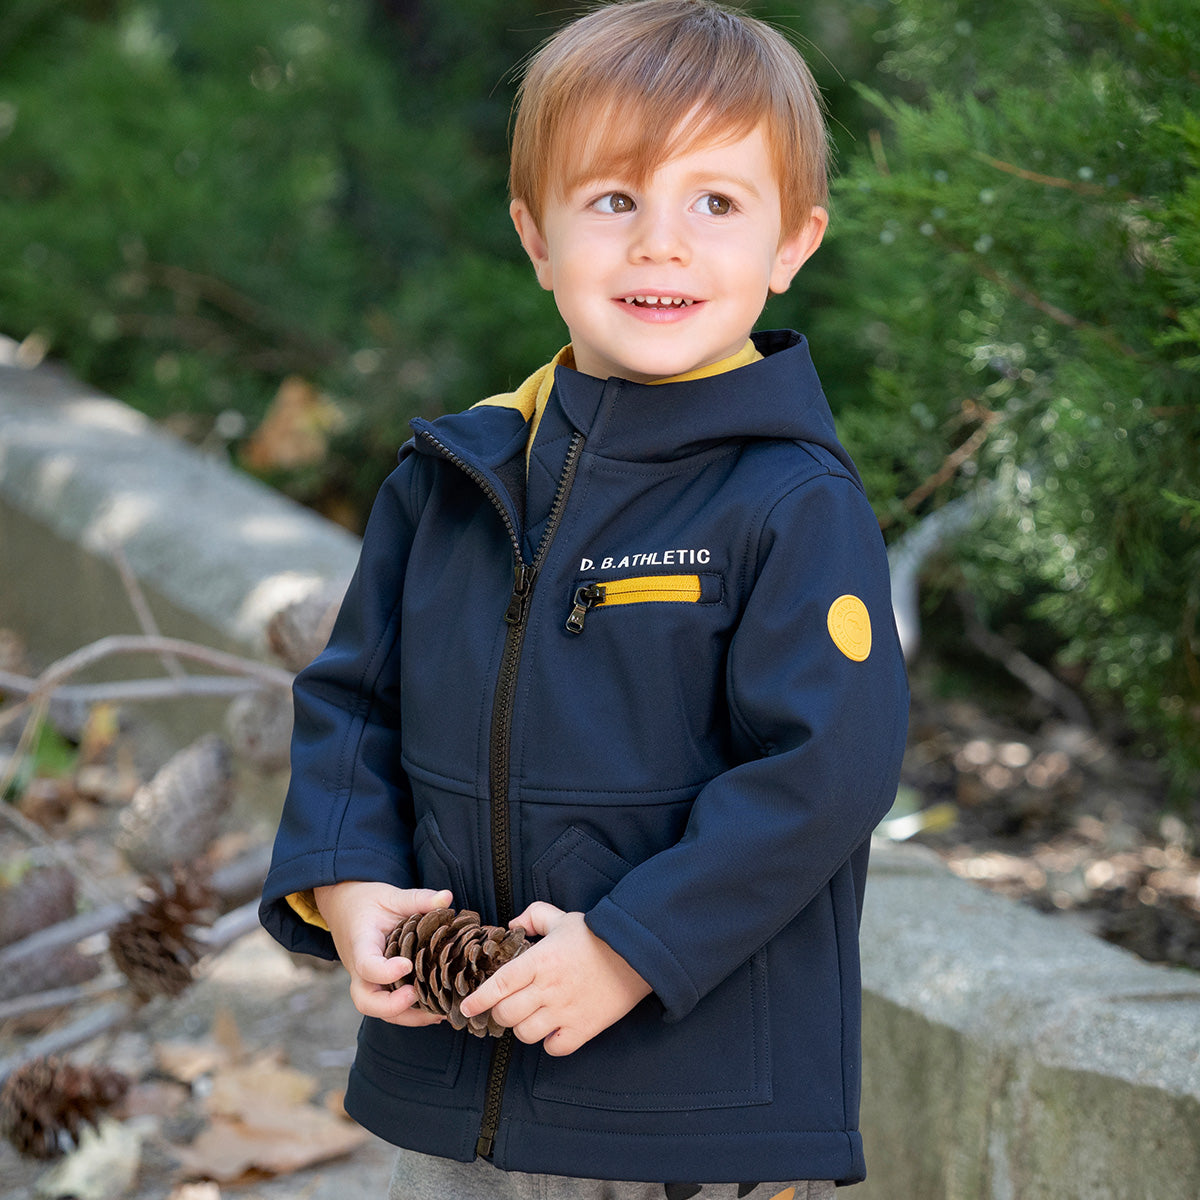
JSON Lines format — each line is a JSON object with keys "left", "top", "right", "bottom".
{"left": 0, "top": 0, "right": 564, "bottom": 513}
{"left": 2, "top": 0, "right": 1196, "bottom": 794}
{"left": 819, "top": 0, "right": 1200, "bottom": 795}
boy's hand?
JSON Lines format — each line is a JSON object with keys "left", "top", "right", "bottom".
{"left": 459, "top": 902, "right": 652, "bottom": 1056}
{"left": 313, "top": 881, "right": 453, "bottom": 1025}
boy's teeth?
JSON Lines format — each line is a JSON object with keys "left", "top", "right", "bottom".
{"left": 626, "top": 296, "right": 693, "bottom": 307}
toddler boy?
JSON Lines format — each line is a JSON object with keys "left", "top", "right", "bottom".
{"left": 260, "top": 1, "right": 909, "bottom": 1196}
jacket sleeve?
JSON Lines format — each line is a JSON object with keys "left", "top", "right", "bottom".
{"left": 585, "top": 470, "right": 909, "bottom": 1021}
{"left": 259, "top": 452, "right": 425, "bottom": 959}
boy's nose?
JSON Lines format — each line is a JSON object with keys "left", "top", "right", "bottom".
{"left": 628, "top": 208, "right": 690, "bottom": 265}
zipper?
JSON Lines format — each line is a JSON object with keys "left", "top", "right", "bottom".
{"left": 417, "top": 422, "right": 586, "bottom": 1161}
{"left": 565, "top": 573, "right": 703, "bottom": 634}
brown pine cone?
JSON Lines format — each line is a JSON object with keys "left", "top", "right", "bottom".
{"left": 0, "top": 862, "right": 78, "bottom": 948}
{"left": 383, "top": 908, "right": 528, "bottom": 1037}
{"left": 108, "top": 865, "right": 217, "bottom": 1001}
{"left": 0, "top": 1056, "right": 129, "bottom": 1159}
{"left": 116, "top": 734, "right": 233, "bottom": 875}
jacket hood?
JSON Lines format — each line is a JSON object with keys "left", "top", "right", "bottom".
{"left": 551, "top": 330, "right": 860, "bottom": 481}
{"left": 411, "top": 330, "right": 860, "bottom": 485}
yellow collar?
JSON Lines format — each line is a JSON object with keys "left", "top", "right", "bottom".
{"left": 474, "top": 340, "right": 764, "bottom": 467}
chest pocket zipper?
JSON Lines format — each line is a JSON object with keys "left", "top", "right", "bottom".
{"left": 565, "top": 574, "right": 703, "bottom": 634}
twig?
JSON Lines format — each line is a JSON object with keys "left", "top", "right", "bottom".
{"left": 0, "top": 900, "right": 269, "bottom": 1085}
{"left": 973, "top": 152, "right": 1108, "bottom": 196}
{"left": 0, "top": 974, "right": 125, "bottom": 1024}
{"left": 198, "top": 900, "right": 265, "bottom": 953}
{"left": 0, "top": 846, "right": 272, "bottom": 976}
{"left": 957, "top": 591, "right": 1093, "bottom": 728}
{"left": 26, "top": 634, "right": 293, "bottom": 696}
{"left": 0, "top": 670, "right": 272, "bottom": 705}
{"left": 936, "top": 234, "right": 1143, "bottom": 359}
{"left": 0, "top": 1001, "right": 132, "bottom": 1086}
{"left": 109, "top": 541, "right": 185, "bottom": 680}
{"left": 0, "top": 633, "right": 293, "bottom": 741}
{"left": 879, "top": 410, "right": 998, "bottom": 532}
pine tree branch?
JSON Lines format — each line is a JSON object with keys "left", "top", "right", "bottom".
{"left": 973, "top": 152, "right": 1108, "bottom": 196}
{"left": 879, "top": 408, "right": 998, "bottom": 532}
{"left": 939, "top": 235, "right": 1143, "bottom": 359}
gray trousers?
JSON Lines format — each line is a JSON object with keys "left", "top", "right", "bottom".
{"left": 389, "top": 1147, "right": 837, "bottom": 1200}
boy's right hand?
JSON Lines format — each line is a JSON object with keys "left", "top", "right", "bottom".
{"left": 313, "top": 882, "right": 453, "bottom": 1025}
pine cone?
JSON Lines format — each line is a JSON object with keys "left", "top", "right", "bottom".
{"left": 383, "top": 908, "right": 528, "bottom": 1037}
{"left": 0, "top": 1056, "right": 129, "bottom": 1159}
{"left": 265, "top": 584, "right": 343, "bottom": 671}
{"left": 0, "top": 862, "right": 78, "bottom": 949}
{"left": 116, "top": 735, "right": 233, "bottom": 875}
{"left": 225, "top": 687, "right": 293, "bottom": 772}
{"left": 108, "top": 866, "right": 217, "bottom": 1001}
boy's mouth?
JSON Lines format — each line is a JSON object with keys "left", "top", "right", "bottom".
{"left": 622, "top": 295, "right": 696, "bottom": 309}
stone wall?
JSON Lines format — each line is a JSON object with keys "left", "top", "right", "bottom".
{"left": 3, "top": 348, "right": 1197, "bottom": 1199}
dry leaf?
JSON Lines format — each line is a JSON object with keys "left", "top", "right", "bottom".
{"left": 74, "top": 765, "right": 140, "bottom": 806}
{"left": 210, "top": 1006, "right": 245, "bottom": 1062}
{"left": 34, "top": 1118, "right": 143, "bottom": 1200}
{"left": 205, "top": 1055, "right": 318, "bottom": 1120}
{"left": 120, "top": 1079, "right": 190, "bottom": 1122}
{"left": 168, "top": 1184, "right": 221, "bottom": 1200}
{"left": 154, "top": 1039, "right": 230, "bottom": 1085}
{"left": 77, "top": 704, "right": 121, "bottom": 766}
{"left": 240, "top": 377, "right": 345, "bottom": 472}
{"left": 173, "top": 1105, "right": 368, "bottom": 1182}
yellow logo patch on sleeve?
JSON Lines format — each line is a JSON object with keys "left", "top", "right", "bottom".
{"left": 827, "top": 594, "right": 872, "bottom": 662}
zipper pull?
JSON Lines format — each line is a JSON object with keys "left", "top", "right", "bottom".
{"left": 505, "top": 563, "right": 536, "bottom": 625}
{"left": 565, "top": 583, "right": 605, "bottom": 634}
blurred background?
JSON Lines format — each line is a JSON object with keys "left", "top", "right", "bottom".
{"left": 0, "top": 0, "right": 1196, "bottom": 799}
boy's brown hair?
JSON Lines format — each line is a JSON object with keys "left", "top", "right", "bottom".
{"left": 509, "top": 0, "right": 829, "bottom": 240}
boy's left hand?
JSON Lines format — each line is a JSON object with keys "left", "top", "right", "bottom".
{"left": 459, "top": 903, "right": 651, "bottom": 1056}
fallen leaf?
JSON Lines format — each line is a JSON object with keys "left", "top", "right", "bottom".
{"left": 173, "top": 1105, "right": 368, "bottom": 1182}
{"left": 205, "top": 1055, "right": 318, "bottom": 1120}
{"left": 121, "top": 1078, "right": 190, "bottom": 1121}
{"left": 210, "top": 1005, "right": 245, "bottom": 1062}
{"left": 35, "top": 1118, "right": 143, "bottom": 1200}
{"left": 155, "top": 1039, "right": 230, "bottom": 1084}
{"left": 168, "top": 1184, "right": 221, "bottom": 1200}
{"left": 78, "top": 703, "right": 121, "bottom": 766}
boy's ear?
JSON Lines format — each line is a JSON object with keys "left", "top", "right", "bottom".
{"left": 769, "top": 206, "right": 829, "bottom": 295}
{"left": 510, "top": 199, "right": 554, "bottom": 291}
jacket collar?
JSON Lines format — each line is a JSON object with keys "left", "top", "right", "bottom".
{"left": 549, "top": 330, "right": 857, "bottom": 477}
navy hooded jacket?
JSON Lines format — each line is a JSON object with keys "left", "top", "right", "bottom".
{"left": 260, "top": 330, "right": 909, "bottom": 1186}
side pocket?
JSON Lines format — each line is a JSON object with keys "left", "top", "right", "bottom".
{"left": 531, "top": 827, "right": 633, "bottom": 913}
{"left": 357, "top": 812, "right": 467, "bottom": 1090}
{"left": 530, "top": 827, "right": 772, "bottom": 1113}
{"left": 413, "top": 811, "right": 468, "bottom": 903}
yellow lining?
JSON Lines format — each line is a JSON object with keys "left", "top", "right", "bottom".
{"left": 286, "top": 889, "right": 330, "bottom": 931}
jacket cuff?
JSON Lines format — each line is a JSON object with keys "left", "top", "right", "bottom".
{"left": 585, "top": 897, "right": 699, "bottom": 1023}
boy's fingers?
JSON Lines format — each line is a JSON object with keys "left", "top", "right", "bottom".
{"left": 358, "top": 952, "right": 411, "bottom": 987}
{"left": 459, "top": 953, "right": 536, "bottom": 1018}
{"left": 510, "top": 900, "right": 565, "bottom": 937}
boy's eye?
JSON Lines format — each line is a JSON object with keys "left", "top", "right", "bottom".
{"left": 593, "top": 192, "right": 635, "bottom": 214}
{"left": 695, "top": 193, "right": 733, "bottom": 216}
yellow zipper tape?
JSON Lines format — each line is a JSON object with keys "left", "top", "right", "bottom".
{"left": 597, "top": 574, "right": 702, "bottom": 606}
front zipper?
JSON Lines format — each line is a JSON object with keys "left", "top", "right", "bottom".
{"left": 565, "top": 573, "right": 704, "bottom": 634}
{"left": 417, "top": 421, "right": 586, "bottom": 1161}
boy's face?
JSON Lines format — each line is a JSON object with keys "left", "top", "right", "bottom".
{"left": 511, "top": 123, "right": 826, "bottom": 384}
